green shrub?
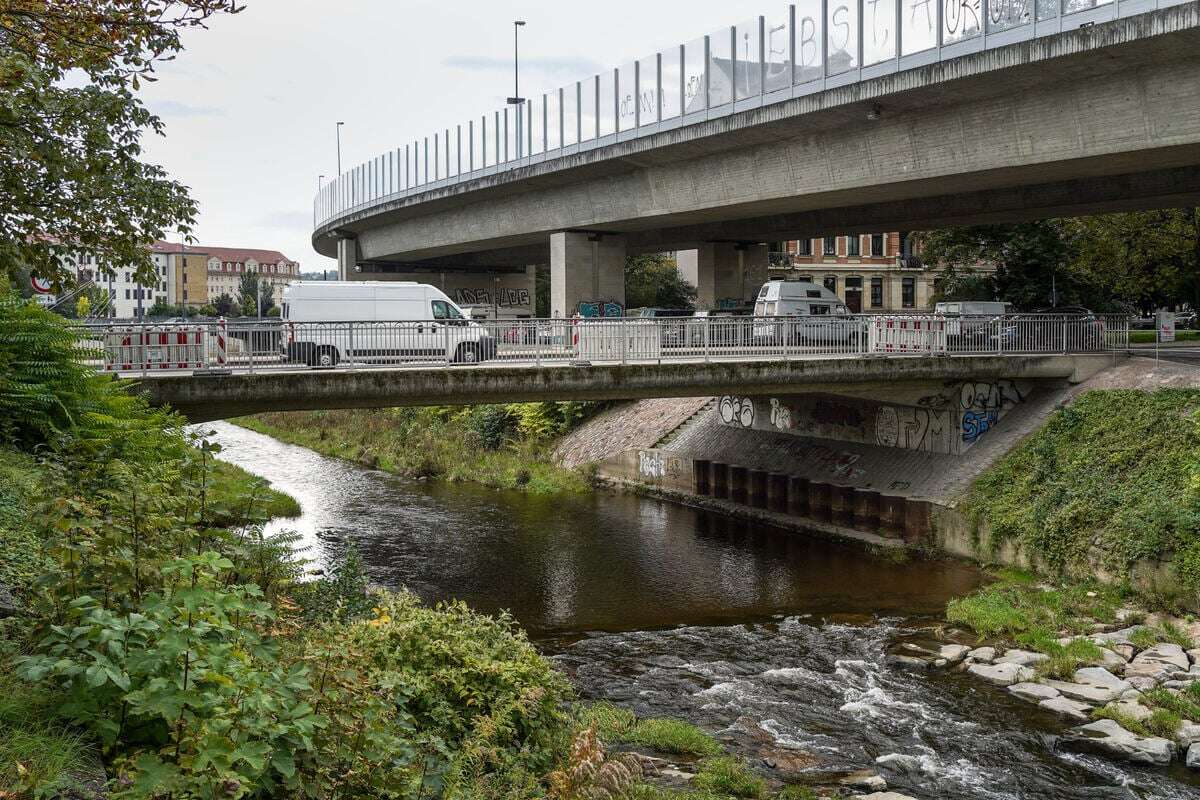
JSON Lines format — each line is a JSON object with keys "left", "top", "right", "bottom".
{"left": 624, "top": 718, "right": 724, "bottom": 757}
{"left": 469, "top": 405, "right": 518, "bottom": 450}
{"left": 964, "top": 389, "right": 1200, "bottom": 594}
{"left": 692, "top": 756, "right": 766, "bottom": 798}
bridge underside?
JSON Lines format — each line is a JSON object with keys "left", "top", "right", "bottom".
{"left": 133, "top": 354, "right": 1116, "bottom": 423}
{"left": 315, "top": 6, "right": 1200, "bottom": 270}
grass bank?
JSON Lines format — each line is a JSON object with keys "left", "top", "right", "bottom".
{"left": 963, "top": 388, "right": 1200, "bottom": 607}
{"left": 235, "top": 403, "right": 596, "bottom": 494}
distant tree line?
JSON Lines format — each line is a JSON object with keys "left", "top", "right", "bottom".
{"left": 919, "top": 208, "right": 1200, "bottom": 313}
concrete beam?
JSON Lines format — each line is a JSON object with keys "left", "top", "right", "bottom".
{"left": 130, "top": 354, "right": 1118, "bottom": 422}
{"left": 313, "top": 7, "right": 1200, "bottom": 264}
{"left": 678, "top": 243, "right": 769, "bottom": 310}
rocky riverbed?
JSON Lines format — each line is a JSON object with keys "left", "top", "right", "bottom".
{"left": 888, "top": 617, "right": 1200, "bottom": 775}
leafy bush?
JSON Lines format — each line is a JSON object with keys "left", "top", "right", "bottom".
{"left": 1, "top": 306, "right": 579, "bottom": 798}
{"left": 470, "top": 405, "right": 519, "bottom": 450}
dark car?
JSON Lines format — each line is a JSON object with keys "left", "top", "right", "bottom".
{"left": 1000, "top": 307, "right": 1107, "bottom": 351}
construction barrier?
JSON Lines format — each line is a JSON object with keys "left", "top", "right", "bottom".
{"left": 574, "top": 320, "right": 662, "bottom": 361}
{"left": 867, "top": 316, "right": 947, "bottom": 354}
{"left": 103, "top": 325, "right": 206, "bottom": 372}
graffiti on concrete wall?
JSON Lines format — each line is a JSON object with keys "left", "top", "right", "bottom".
{"left": 959, "top": 380, "right": 1025, "bottom": 445}
{"left": 718, "top": 382, "right": 1027, "bottom": 455}
{"left": 637, "top": 449, "right": 683, "bottom": 481}
{"left": 578, "top": 300, "right": 624, "bottom": 318}
{"left": 719, "top": 396, "right": 755, "bottom": 428}
{"left": 874, "top": 406, "right": 955, "bottom": 453}
{"left": 794, "top": 442, "right": 867, "bottom": 481}
{"left": 769, "top": 398, "right": 792, "bottom": 431}
{"left": 453, "top": 288, "right": 531, "bottom": 308}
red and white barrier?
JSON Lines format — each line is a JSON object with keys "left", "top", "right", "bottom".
{"left": 868, "top": 316, "right": 947, "bottom": 354}
{"left": 216, "top": 318, "right": 228, "bottom": 367}
{"left": 103, "top": 325, "right": 206, "bottom": 372}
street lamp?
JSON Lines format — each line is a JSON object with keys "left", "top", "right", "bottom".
{"left": 506, "top": 21, "right": 526, "bottom": 158}
{"left": 336, "top": 121, "right": 345, "bottom": 176}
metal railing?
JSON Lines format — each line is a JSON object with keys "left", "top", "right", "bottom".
{"left": 313, "top": 0, "right": 1187, "bottom": 231}
{"left": 77, "top": 314, "right": 1129, "bottom": 376}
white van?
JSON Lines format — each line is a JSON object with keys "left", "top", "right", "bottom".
{"left": 280, "top": 281, "right": 496, "bottom": 367}
{"left": 751, "top": 280, "right": 856, "bottom": 343}
{"left": 934, "top": 301, "right": 1011, "bottom": 339}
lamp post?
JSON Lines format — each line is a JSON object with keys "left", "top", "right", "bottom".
{"left": 336, "top": 121, "right": 345, "bottom": 175}
{"left": 506, "top": 21, "right": 526, "bottom": 158}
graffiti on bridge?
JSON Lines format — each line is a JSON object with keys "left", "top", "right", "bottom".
{"left": 637, "top": 449, "right": 683, "bottom": 481}
{"left": 453, "top": 288, "right": 531, "bottom": 308}
{"left": 578, "top": 300, "right": 624, "bottom": 318}
{"left": 719, "top": 396, "right": 755, "bottom": 428}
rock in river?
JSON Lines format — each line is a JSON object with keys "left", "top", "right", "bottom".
{"left": 1188, "top": 742, "right": 1200, "bottom": 770}
{"left": 995, "top": 649, "right": 1049, "bottom": 667}
{"left": 1060, "top": 719, "right": 1175, "bottom": 766}
{"left": 1039, "top": 696, "right": 1093, "bottom": 722}
{"left": 1126, "top": 643, "right": 1191, "bottom": 682}
{"left": 967, "top": 662, "right": 1035, "bottom": 686}
{"left": 1008, "top": 682, "right": 1060, "bottom": 703}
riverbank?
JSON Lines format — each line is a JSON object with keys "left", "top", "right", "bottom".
{"left": 234, "top": 404, "right": 594, "bottom": 494}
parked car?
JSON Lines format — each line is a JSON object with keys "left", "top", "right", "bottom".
{"left": 933, "top": 301, "right": 1011, "bottom": 345}
{"left": 999, "top": 306, "right": 1107, "bottom": 351}
{"left": 751, "top": 280, "right": 858, "bottom": 345}
{"left": 281, "top": 281, "right": 496, "bottom": 366}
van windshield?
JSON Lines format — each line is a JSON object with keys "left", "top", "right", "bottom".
{"left": 431, "top": 300, "right": 465, "bottom": 320}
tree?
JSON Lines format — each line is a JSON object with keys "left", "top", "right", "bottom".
{"left": 917, "top": 222, "right": 1075, "bottom": 310}
{"left": 1064, "top": 209, "right": 1200, "bottom": 313}
{"left": 237, "top": 272, "right": 274, "bottom": 317}
{"left": 625, "top": 253, "right": 697, "bottom": 310}
{"left": 0, "top": 1, "right": 243, "bottom": 291}
{"left": 212, "top": 292, "right": 236, "bottom": 316}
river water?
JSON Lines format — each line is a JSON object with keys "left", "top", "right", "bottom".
{"left": 205, "top": 421, "right": 1199, "bottom": 799}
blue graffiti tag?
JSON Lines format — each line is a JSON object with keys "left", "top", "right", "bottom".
{"left": 961, "top": 409, "right": 999, "bottom": 443}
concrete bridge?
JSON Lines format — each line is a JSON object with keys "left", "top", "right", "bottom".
{"left": 130, "top": 352, "right": 1117, "bottom": 422}
{"left": 313, "top": 2, "right": 1200, "bottom": 314}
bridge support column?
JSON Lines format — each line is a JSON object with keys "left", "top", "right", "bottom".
{"left": 550, "top": 231, "right": 626, "bottom": 318}
{"left": 677, "top": 243, "right": 769, "bottom": 310}
{"left": 336, "top": 237, "right": 358, "bottom": 280}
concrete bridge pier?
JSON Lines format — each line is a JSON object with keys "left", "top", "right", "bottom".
{"left": 550, "top": 231, "right": 626, "bottom": 318}
{"left": 336, "top": 236, "right": 358, "bottom": 281}
{"left": 677, "top": 243, "right": 769, "bottom": 311}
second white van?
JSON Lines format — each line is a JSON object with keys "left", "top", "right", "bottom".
{"left": 280, "top": 281, "right": 497, "bottom": 366}
{"left": 751, "top": 280, "right": 857, "bottom": 344}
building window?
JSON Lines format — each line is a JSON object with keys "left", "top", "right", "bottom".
{"left": 871, "top": 277, "right": 883, "bottom": 307}
{"left": 902, "top": 277, "right": 915, "bottom": 308}
{"left": 797, "top": 275, "right": 812, "bottom": 283}
{"left": 796, "top": 238, "right": 812, "bottom": 256}
{"left": 847, "top": 236, "right": 860, "bottom": 257}
{"left": 871, "top": 234, "right": 885, "bottom": 257}
{"left": 124, "top": 289, "right": 130, "bottom": 299}
{"left": 823, "top": 236, "right": 836, "bottom": 256}
{"left": 823, "top": 275, "right": 837, "bottom": 294}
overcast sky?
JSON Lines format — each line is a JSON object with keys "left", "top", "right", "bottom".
{"left": 138, "top": 0, "right": 775, "bottom": 270}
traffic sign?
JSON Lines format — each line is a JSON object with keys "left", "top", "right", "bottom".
{"left": 30, "top": 276, "right": 52, "bottom": 294}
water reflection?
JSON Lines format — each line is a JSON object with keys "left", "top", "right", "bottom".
{"left": 204, "top": 421, "right": 981, "bottom": 638}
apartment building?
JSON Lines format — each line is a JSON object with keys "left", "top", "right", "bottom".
{"left": 151, "top": 242, "right": 300, "bottom": 309}
{"left": 771, "top": 233, "right": 933, "bottom": 312}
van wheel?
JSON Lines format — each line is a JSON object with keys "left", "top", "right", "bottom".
{"left": 454, "top": 343, "right": 479, "bottom": 364}
{"left": 311, "top": 346, "right": 339, "bottom": 368}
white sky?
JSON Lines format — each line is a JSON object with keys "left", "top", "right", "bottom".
{"left": 139, "top": 0, "right": 776, "bottom": 271}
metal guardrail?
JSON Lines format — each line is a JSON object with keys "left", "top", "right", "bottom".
{"left": 77, "top": 314, "right": 1129, "bottom": 376}
{"left": 313, "top": 0, "right": 1187, "bottom": 231}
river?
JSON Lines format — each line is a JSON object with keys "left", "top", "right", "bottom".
{"left": 204, "top": 421, "right": 1199, "bottom": 799}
